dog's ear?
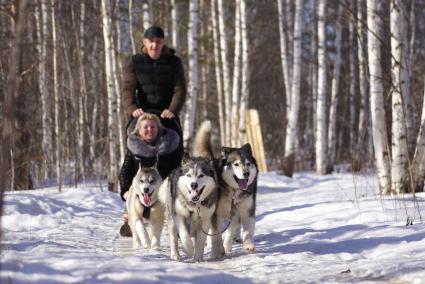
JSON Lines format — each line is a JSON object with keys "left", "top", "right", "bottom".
{"left": 221, "top": 147, "right": 232, "bottom": 157}
{"left": 241, "top": 143, "right": 253, "bottom": 155}
{"left": 181, "top": 152, "right": 191, "bottom": 165}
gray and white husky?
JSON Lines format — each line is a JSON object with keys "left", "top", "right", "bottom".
{"left": 159, "top": 121, "right": 219, "bottom": 262}
{"left": 210, "top": 143, "right": 258, "bottom": 259}
{"left": 126, "top": 166, "right": 164, "bottom": 250}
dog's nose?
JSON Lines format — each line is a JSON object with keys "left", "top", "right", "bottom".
{"left": 143, "top": 187, "right": 150, "bottom": 193}
{"left": 190, "top": 182, "right": 198, "bottom": 189}
{"left": 243, "top": 172, "right": 249, "bottom": 179}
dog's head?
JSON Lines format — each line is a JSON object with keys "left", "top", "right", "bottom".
{"left": 177, "top": 153, "right": 217, "bottom": 204}
{"left": 221, "top": 143, "right": 258, "bottom": 191}
{"left": 132, "top": 165, "right": 162, "bottom": 207}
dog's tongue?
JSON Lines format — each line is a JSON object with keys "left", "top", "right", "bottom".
{"left": 238, "top": 179, "right": 248, "bottom": 190}
{"left": 143, "top": 194, "right": 151, "bottom": 206}
{"left": 190, "top": 190, "right": 199, "bottom": 199}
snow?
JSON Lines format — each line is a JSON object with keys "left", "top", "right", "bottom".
{"left": 2, "top": 172, "right": 425, "bottom": 283}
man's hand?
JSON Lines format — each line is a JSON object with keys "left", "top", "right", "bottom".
{"left": 132, "top": 108, "right": 144, "bottom": 118}
{"left": 160, "top": 109, "right": 175, "bottom": 119}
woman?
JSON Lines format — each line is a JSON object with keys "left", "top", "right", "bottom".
{"left": 119, "top": 113, "right": 182, "bottom": 236}
{"left": 120, "top": 113, "right": 182, "bottom": 201}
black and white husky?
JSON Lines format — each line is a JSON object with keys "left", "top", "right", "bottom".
{"left": 210, "top": 143, "right": 258, "bottom": 259}
{"left": 126, "top": 166, "right": 164, "bottom": 250}
{"left": 159, "top": 121, "right": 219, "bottom": 262}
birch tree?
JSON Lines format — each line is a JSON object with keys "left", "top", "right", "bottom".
{"left": 51, "top": 0, "right": 61, "bottom": 191}
{"left": 142, "top": 0, "right": 153, "bottom": 30}
{"left": 211, "top": 0, "right": 225, "bottom": 145}
{"left": 237, "top": 0, "right": 249, "bottom": 146}
{"left": 282, "top": 0, "right": 303, "bottom": 177}
{"left": 101, "top": 0, "right": 119, "bottom": 192}
{"left": 183, "top": 0, "right": 199, "bottom": 146}
{"left": 390, "top": 0, "right": 409, "bottom": 193}
{"left": 231, "top": 0, "right": 241, "bottom": 147}
{"left": 315, "top": 0, "right": 328, "bottom": 175}
{"left": 367, "top": 0, "right": 391, "bottom": 194}
{"left": 218, "top": 0, "right": 231, "bottom": 145}
{"left": 128, "top": 0, "right": 136, "bottom": 54}
{"left": 349, "top": 0, "right": 358, "bottom": 157}
{"left": 327, "top": 1, "right": 344, "bottom": 169}
{"left": 171, "top": 0, "right": 181, "bottom": 51}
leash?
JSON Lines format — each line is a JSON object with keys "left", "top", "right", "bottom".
{"left": 196, "top": 197, "right": 235, "bottom": 236}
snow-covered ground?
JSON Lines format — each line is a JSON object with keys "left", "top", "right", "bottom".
{"left": 1, "top": 172, "right": 425, "bottom": 283}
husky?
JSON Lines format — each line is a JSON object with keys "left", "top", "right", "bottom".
{"left": 126, "top": 166, "right": 164, "bottom": 250}
{"left": 210, "top": 143, "right": 258, "bottom": 259}
{"left": 159, "top": 121, "right": 219, "bottom": 262}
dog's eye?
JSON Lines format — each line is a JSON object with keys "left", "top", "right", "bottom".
{"left": 186, "top": 174, "right": 192, "bottom": 178}
{"left": 149, "top": 180, "right": 154, "bottom": 184}
{"left": 246, "top": 162, "right": 251, "bottom": 167}
{"left": 234, "top": 163, "right": 239, "bottom": 167}
{"left": 198, "top": 174, "right": 205, "bottom": 178}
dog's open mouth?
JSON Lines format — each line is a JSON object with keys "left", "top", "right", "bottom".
{"left": 139, "top": 192, "right": 153, "bottom": 206}
{"left": 189, "top": 185, "right": 205, "bottom": 203}
{"left": 233, "top": 175, "right": 248, "bottom": 190}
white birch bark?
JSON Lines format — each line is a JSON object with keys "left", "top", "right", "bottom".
{"left": 142, "top": 0, "right": 153, "bottom": 31}
{"left": 237, "top": 0, "right": 249, "bottom": 146}
{"left": 390, "top": 0, "right": 409, "bottom": 193}
{"left": 183, "top": 0, "right": 199, "bottom": 147}
{"left": 356, "top": 0, "right": 370, "bottom": 167}
{"left": 51, "top": 0, "right": 61, "bottom": 191}
{"left": 101, "top": 0, "right": 118, "bottom": 192}
{"left": 412, "top": 76, "right": 425, "bottom": 192}
{"left": 315, "top": 0, "right": 328, "bottom": 175}
{"left": 217, "top": 0, "right": 231, "bottom": 145}
{"left": 367, "top": 0, "right": 391, "bottom": 194}
{"left": 37, "top": 0, "right": 53, "bottom": 179}
{"left": 211, "top": 0, "right": 225, "bottom": 145}
{"left": 113, "top": 6, "right": 125, "bottom": 163}
{"left": 327, "top": 1, "right": 343, "bottom": 168}
{"left": 89, "top": 38, "right": 99, "bottom": 166}
{"left": 231, "top": 0, "right": 241, "bottom": 147}
{"left": 128, "top": 0, "right": 136, "bottom": 54}
{"left": 277, "top": 0, "right": 292, "bottom": 111}
{"left": 171, "top": 0, "right": 180, "bottom": 51}
{"left": 282, "top": 0, "right": 303, "bottom": 177}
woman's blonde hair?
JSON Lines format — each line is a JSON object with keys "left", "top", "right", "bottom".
{"left": 132, "top": 113, "right": 162, "bottom": 136}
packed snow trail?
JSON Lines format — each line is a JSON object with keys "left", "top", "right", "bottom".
{"left": 2, "top": 172, "right": 425, "bottom": 283}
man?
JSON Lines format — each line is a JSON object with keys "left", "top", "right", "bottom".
{"left": 119, "top": 26, "right": 186, "bottom": 237}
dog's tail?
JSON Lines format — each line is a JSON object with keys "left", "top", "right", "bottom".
{"left": 192, "top": 120, "right": 213, "bottom": 159}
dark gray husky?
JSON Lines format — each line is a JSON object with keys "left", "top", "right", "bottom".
{"left": 210, "top": 143, "right": 258, "bottom": 259}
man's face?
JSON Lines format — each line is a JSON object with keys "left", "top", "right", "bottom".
{"left": 143, "top": 37, "right": 165, "bottom": 60}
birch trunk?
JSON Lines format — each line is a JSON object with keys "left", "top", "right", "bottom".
{"left": 142, "top": 0, "right": 153, "bottom": 31}
{"left": 277, "top": 0, "right": 292, "bottom": 112}
{"left": 128, "top": 0, "right": 136, "bottom": 54}
{"left": 217, "top": 0, "right": 231, "bottom": 145}
{"left": 171, "top": 0, "right": 181, "bottom": 51}
{"left": 183, "top": 0, "right": 199, "bottom": 147}
{"left": 367, "top": 0, "right": 391, "bottom": 194}
{"left": 327, "top": 1, "right": 344, "bottom": 169}
{"left": 282, "top": 0, "right": 303, "bottom": 177}
{"left": 349, "top": 0, "right": 358, "bottom": 159}
{"left": 37, "top": 0, "right": 53, "bottom": 179}
{"left": 315, "top": 0, "right": 328, "bottom": 175}
{"left": 237, "top": 0, "right": 249, "bottom": 146}
{"left": 101, "top": 0, "right": 118, "bottom": 192}
{"left": 211, "top": 0, "right": 225, "bottom": 145}
{"left": 231, "top": 0, "right": 241, "bottom": 147}
{"left": 390, "top": 0, "right": 409, "bottom": 193}
{"left": 355, "top": 0, "right": 370, "bottom": 170}
{"left": 411, "top": 76, "right": 425, "bottom": 192}
{"left": 51, "top": 0, "right": 61, "bottom": 191}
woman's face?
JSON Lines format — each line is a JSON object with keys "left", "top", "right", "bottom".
{"left": 138, "top": 119, "right": 159, "bottom": 142}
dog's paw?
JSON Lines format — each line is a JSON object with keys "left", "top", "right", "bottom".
{"left": 150, "top": 244, "right": 160, "bottom": 251}
{"left": 243, "top": 243, "right": 256, "bottom": 253}
{"left": 193, "top": 255, "right": 204, "bottom": 263}
{"left": 132, "top": 242, "right": 141, "bottom": 249}
{"left": 171, "top": 252, "right": 181, "bottom": 261}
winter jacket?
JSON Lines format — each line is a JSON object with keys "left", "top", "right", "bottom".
{"left": 119, "top": 119, "right": 183, "bottom": 201}
{"left": 122, "top": 46, "right": 187, "bottom": 117}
